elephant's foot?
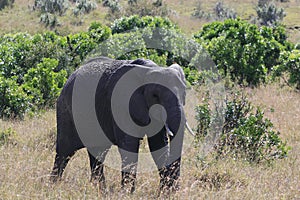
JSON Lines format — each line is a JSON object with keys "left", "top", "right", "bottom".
{"left": 50, "top": 166, "right": 63, "bottom": 183}
{"left": 158, "top": 176, "right": 180, "bottom": 196}
{"left": 158, "top": 164, "right": 181, "bottom": 195}
{"left": 121, "top": 171, "right": 136, "bottom": 193}
{"left": 49, "top": 172, "right": 61, "bottom": 183}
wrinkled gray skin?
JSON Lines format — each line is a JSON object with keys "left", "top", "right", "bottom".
{"left": 50, "top": 57, "right": 186, "bottom": 193}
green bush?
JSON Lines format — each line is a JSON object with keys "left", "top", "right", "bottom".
{"left": 109, "top": 16, "right": 212, "bottom": 85}
{"left": 23, "top": 58, "right": 67, "bottom": 107}
{"left": 0, "top": 76, "right": 31, "bottom": 119}
{"left": 0, "top": 33, "right": 33, "bottom": 82}
{"left": 0, "top": 32, "right": 69, "bottom": 81}
{"left": 0, "top": 23, "right": 113, "bottom": 118}
{"left": 66, "top": 24, "right": 111, "bottom": 69}
{"left": 111, "top": 15, "right": 178, "bottom": 34}
{"left": 195, "top": 92, "right": 211, "bottom": 137}
{"left": 194, "top": 19, "right": 290, "bottom": 86}
{"left": 275, "top": 50, "right": 300, "bottom": 89}
{"left": 195, "top": 91, "right": 290, "bottom": 163}
{"left": 88, "top": 22, "right": 112, "bottom": 43}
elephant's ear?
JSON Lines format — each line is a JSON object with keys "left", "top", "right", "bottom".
{"left": 129, "top": 87, "right": 151, "bottom": 126}
{"left": 169, "top": 63, "right": 186, "bottom": 105}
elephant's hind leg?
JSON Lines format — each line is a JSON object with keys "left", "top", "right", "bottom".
{"left": 88, "top": 147, "right": 110, "bottom": 192}
{"left": 50, "top": 115, "right": 82, "bottom": 182}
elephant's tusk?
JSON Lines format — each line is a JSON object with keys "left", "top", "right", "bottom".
{"left": 185, "top": 122, "right": 195, "bottom": 137}
{"left": 165, "top": 124, "right": 174, "bottom": 137}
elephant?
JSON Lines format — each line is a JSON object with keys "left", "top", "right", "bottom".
{"left": 50, "top": 56, "right": 192, "bottom": 193}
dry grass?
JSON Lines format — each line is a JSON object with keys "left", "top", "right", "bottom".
{"left": 1, "top": 84, "right": 300, "bottom": 199}
{"left": 0, "top": 0, "right": 300, "bottom": 199}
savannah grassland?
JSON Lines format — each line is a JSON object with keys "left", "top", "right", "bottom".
{"left": 0, "top": 0, "right": 300, "bottom": 199}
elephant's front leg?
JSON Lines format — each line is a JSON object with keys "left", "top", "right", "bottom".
{"left": 148, "top": 127, "right": 183, "bottom": 193}
{"left": 117, "top": 134, "right": 140, "bottom": 193}
{"left": 87, "top": 147, "right": 110, "bottom": 194}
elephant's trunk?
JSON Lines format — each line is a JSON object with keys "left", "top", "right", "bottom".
{"left": 159, "top": 104, "right": 185, "bottom": 190}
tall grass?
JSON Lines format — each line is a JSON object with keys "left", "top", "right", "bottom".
{"left": 0, "top": 83, "right": 299, "bottom": 199}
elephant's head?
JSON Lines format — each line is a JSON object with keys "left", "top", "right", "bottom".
{"left": 114, "top": 61, "right": 187, "bottom": 190}
{"left": 110, "top": 59, "right": 188, "bottom": 190}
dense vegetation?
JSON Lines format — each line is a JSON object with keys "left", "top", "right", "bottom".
{"left": 0, "top": 13, "right": 298, "bottom": 168}
{"left": 1, "top": 16, "right": 298, "bottom": 118}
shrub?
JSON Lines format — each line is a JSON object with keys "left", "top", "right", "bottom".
{"left": 0, "top": 76, "right": 31, "bottom": 119}
{"left": 102, "top": 0, "right": 120, "bottom": 11}
{"left": 109, "top": 16, "right": 213, "bottom": 85}
{"left": 192, "top": 1, "right": 236, "bottom": 21}
{"left": 195, "top": 91, "right": 290, "bottom": 163}
{"left": 0, "top": 24, "right": 114, "bottom": 118}
{"left": 214, "top": 1, "right": 237, "bottom": 20}
{"left": 0, "top": 33, "right": 33, "bottom": 82}
{"left": 258, "top": 0, "right": 271, "bottom": 7}
{"left": 0, "top": 24, "right": 111, "bottom": 75}
{"left": 33, "top": 0, "right": 67, "bottom": 28}
{"left": 275, "top": 50, "right": 300, "bottom": 89}
{"left": 192, "top": 1, "right": 211, "bottom": 20}
{"left": 105, "top": 0, "right": 170, "bottom": 21}
{"left": 40, "top": 13, "right": 60, "bottom": 28}
{"left": 195, "top": 92, "right": 211, "bottom": 137}
{"left": 127, "top": 0, "right": 137, "bottom": 5}
{"left": 23, "top": 58, "right": 67, "bottom": 107}
{"left": 33, "top": 0, "right": 69, "bottom": 16}
{"left": 125, "top": 0, "right": 169, "bottom": 18}
{"left": 256, "top": 1, "right": 286, "bottom": 27}
{"left": 103, "top": 0, "right": 121, "bottom": 20}
{"left": 194, "top": 19, "right": 289, "bottom": 86}
{"left": 73, "top": 0, "right": 97, "bottom": 17}
{"left": 0, "top": 32, "right": 69, "bottom": 80}
{"left": 88, "top": 22, "right": 112, "bottom": 43}
{"left": 111, "top": 15, "right": 178, "bottom": 34}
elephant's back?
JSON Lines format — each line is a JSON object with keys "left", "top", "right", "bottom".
{"left": 80, "top": 57, "right": 131, "bottom": 76}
